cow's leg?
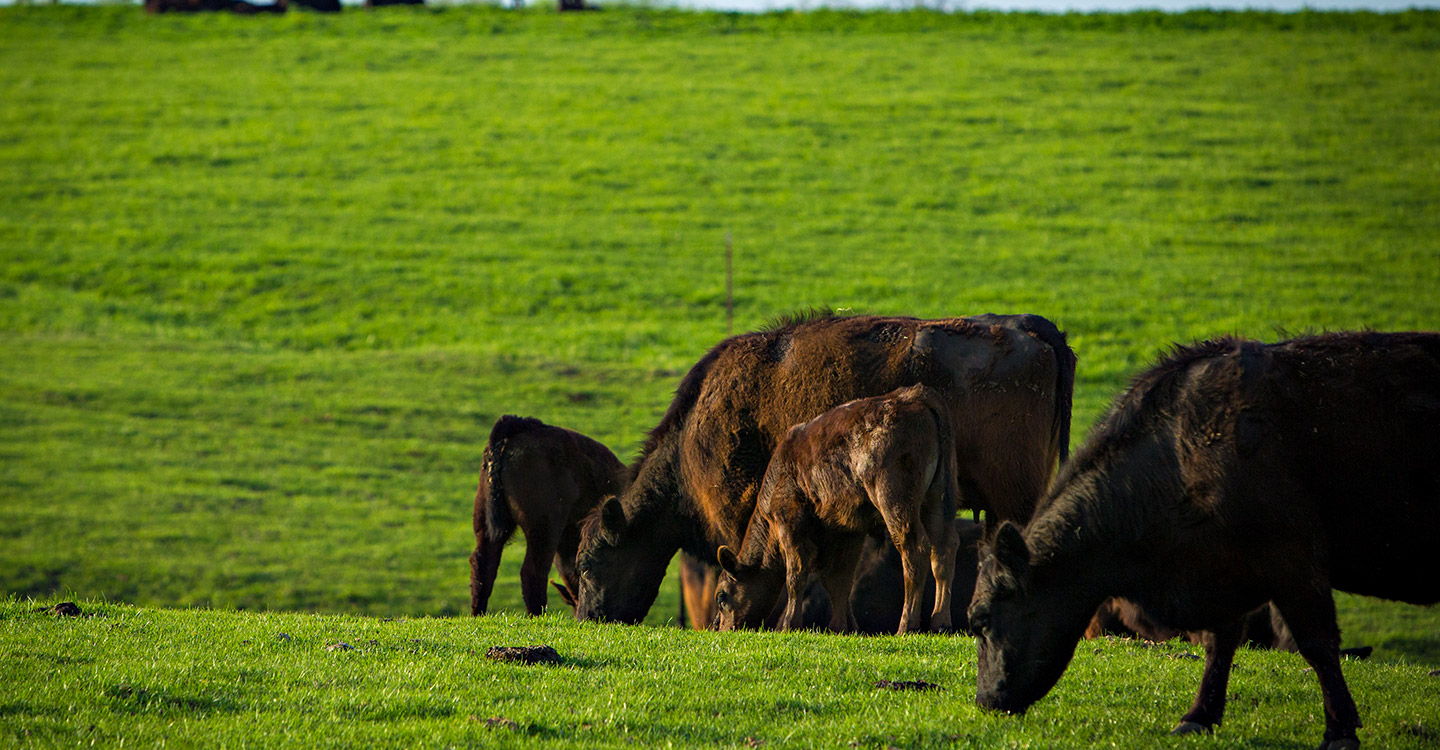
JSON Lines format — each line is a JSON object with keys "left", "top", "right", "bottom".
{"left": 1173, "top": 618, "right": 1244, "bottom": 735}
{"left": 1272, "top": 590, "right": 1361, "bottom": 750}
{"left": 874, "top": 490, "right": 929, "bottom": 634}
{"left": 679, "top": 555, "right": 719, "bottom": 630}
{"left": 925, "top": 518, "right": 959, "bottom": 633}
{"left": 519, "top": 520, "right": 561, "bottom": 616}
{"left": 777, "top": 530, "right": 816, "bottom": 632}
{"left": 470, "top": 525, "right": 511, "bottom": 616}
{"left": 818, "top": 539, "right": 865, "bottom": 633}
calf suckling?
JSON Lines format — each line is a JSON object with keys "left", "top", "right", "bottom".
{"left": 712, "top": 384, "right": 960, "bottom": 634}
{"left": 969, "top": 331, "right": 1440, "bottom": 750}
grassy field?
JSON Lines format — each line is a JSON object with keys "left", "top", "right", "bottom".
{"left": 3, "top": 598, "right": 1439, "bottom": 748}
{"left": 1, "top": 6, "right": 1438, "bottom": 743}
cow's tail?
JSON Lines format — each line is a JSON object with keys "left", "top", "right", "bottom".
{"left": 927, "top": 395, "right": 960, "bottom": 522}
{"left": 1017, "top": 316, "right": 1076, "bottom": 465}
{"left": 477, "top": 415, "right": 539, "bottom": 543}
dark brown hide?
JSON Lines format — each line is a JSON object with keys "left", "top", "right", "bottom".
{"left": 470, "top": 416, "right": 626, "bottom": 616}
{"left": 970, "top": 332, "right": 1440, "bottom": 750}
{"left": 577, "top": 312, "right": 1075, "bottom": 624}
{"left": 714, "top": 385, "right": 960, "bottom": 634}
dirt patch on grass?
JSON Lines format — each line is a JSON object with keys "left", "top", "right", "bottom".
{"left": 874, "top": 679, "right": 940, "bottom": 691}
{"left": 486, "top": 645, "right": 562, "bottom": 665}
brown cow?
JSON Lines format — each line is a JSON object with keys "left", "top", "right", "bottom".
{"left": 575, "top": 311, "right": 1075, "bottom": 625}
{"left": 970, "top": 332, "right": 1440, "bottom": 750}
{"left": 712, "top": 385, "right": 959, "bottom": 634}
{"left": 470, "top": 415, "right": 625, "bottom": 617}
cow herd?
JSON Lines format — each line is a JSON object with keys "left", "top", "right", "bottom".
{"left": 469, "top": 311, "right": 1440, "bottom": 750}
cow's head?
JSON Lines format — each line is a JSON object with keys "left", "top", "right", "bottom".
{"left": 712, "top": 545, "right": 784, "bottom": 630}
{"left": 970, "top": 522, "right": 1090, "bottom": 715}
{"left": 573, "top": 496, "right": 673, "bottom": 624}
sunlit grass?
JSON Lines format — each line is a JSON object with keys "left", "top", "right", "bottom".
{"left": 0, "top": 2, "right": 1436, "bottom": 663}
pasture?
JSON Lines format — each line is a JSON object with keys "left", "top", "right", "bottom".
{"left": 2, "top": 5, "right": 1439, "bottom": 746}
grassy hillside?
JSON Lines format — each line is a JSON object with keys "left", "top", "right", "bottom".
{"left": 1, "top": 3, "right": 1437, "bottom": 661}
{"left": 3, "top": 598, "right": 1438, "bottom": 748}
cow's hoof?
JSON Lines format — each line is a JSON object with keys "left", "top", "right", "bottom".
{"left": 1170, "top": 722, "right": 1212, "bottom": 736}
{"left": 1317, "top": 740, "right": 1359, "bottom": 750}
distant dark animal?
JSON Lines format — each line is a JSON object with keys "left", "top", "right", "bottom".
{"left": 969, "top": 332, "right": 1440, "bottom": 750}
{"left": 290, "top": 0, "right": 341, "bottom": 11}
{"left": 364, "top": 0, "right": 421, "bottom": 7}
{"left": 850, "top": 518, "right": 984, "bottom": 634}
{"left": 145, "top": 0, "right": 286, "bottom": 12}
{"left": 558, "top": 0, "right": 592, "bottom": 9}
{"left": 713, "top": 385, "right": 960, "bottom": 634}
{"left": 575, "top": 311, "right": 1075, "bottom": 625}
{"left": 470, "top": 416, "right": 626, "bottom": 617}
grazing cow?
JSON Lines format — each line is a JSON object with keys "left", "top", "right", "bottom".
{"left": 969, "top": 332, "right": 1440, "bottom": 750}
{"left": 712, "top": 385, "right": 959, "bottom": 634}
{"left": 575, "top": 311, "right": 1075, "bottom": 625}
{"left": 470, "top": 415, "right": 625, "bottom": 617}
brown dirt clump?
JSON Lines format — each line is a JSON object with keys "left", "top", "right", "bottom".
{"left": 485, "top": 645, "right": 563, "bottom": 665}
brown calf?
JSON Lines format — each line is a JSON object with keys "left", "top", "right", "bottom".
{"left": 713, "top": 384, "right": 960, "bottom": 634}
{"left": 470, "top": 416, "right": 625, "bottom": 616}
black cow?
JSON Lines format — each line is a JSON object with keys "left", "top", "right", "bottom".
{"left": 969, "top": 332, "right": 1440, "bottom": 750}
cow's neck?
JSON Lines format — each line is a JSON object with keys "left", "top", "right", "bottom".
{"left": 1024, "top": 464, "right": 1156, "bottom": 604}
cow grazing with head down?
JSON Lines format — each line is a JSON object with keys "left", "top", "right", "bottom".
{"left": 470, "top": 416, "right": 625, "bottom": 617}
{"left": 969, "top": 332, "right": 1440, "bottom": 750}
{"left": 712, "top": 385, "right": 959, "bottom": 634}
{"left": 575, "top": 311, "right": 1075, "bottom": 625}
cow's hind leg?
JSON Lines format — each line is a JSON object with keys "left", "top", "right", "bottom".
{"left": 519, "top": 520, "right": 563, "bottom": 616}
{"left": 470, "top": 526, "right": 510, "bottom": 616}
{"left": 1173, "top": 618, "right": 1244, "bottom": 735}
{"left": 874, "top": 478, "right": 931, "bottom": 634}
{"left": 1272, "top": 589, "right": 1361, "bottom": 750}
{"left": 817, "top": 537, "right": 865, "bottom": 633}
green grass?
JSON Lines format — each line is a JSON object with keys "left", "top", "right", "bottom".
{"left": 3, "top": 598, "right": 1439, "bottom": 748}
{"left": 1, "top": 6, "right": 1438, "bottom": 733}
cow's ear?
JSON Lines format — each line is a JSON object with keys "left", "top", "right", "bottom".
{"left": 599, "top": 496, "right": 627, "bottom": 542}
{"left": 716, "top": 546, "right": 740, "bottom": 576}
{"left": 992, "top": 521, "right": 1031, "bottom": 575}
{"left": 551, "top": 580, "right": 576, "bottom": 608}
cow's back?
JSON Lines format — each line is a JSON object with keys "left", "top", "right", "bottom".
{"left": 1208, "top": 333, "right": 1440, "bottom": 604}
{"left": 1279, "top": 333, "right": 1440, "bottom": 602}
{"left": 678, "top": 314, "right": 1065, "bottom": 552}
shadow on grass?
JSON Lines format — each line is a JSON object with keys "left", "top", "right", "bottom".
{"left": 1377, "top": 635, "right": 1440, "bottom": 668}
{"left": 104, "top": 684, "right": 248, "bottom": 717}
